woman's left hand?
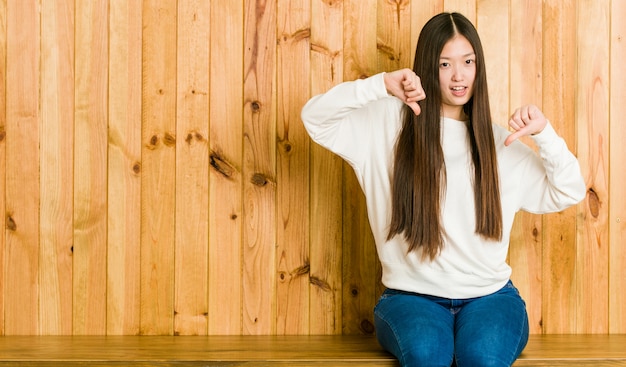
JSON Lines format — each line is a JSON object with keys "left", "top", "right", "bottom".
{"left": 505, "top": 104, "right": 548, "bottom": 146}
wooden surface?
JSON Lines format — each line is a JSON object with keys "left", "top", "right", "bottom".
{"left": 208, "top": 0, "right": 244, "bottom": 336}
{"left": 0, "top": 0, "right": 624, "bottom": 336}
{"left": 609, "top": 0, "right": 626, "bottom": 334}
{"left": 0, "top": 335, "right": 625, "bottom": 366}
{"left": 541, "top": 0, "right": 579, "bottom": 334}
{"left": 107, "top": 0, "right": 142, "bottom": 336}
{"left": 309, "top": 0, "right": 342, "bottom": 335}
{"left": 140, "top": 0, "right": 177, "bottom": 336}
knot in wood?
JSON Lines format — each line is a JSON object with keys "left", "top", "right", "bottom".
{"left": 360, "top": 319, "right": 375, "bottom": 334}
{"left": 148, "top": 135, "right": 159, "bottom": 149}
{"left": 209, "top": 152, "right": 235, "bottom": 179}
{"left": 251, "top": 173, "right": 268, "bottom": 186}
{"left": 282, "top": 141, "right": 293, "bottom": 154}
{"left": 186, "top": 131, "right": 205, "bottom": 144}
{"left": 587, "top": 188, "right": 600, "bottom": 218}
{"left": 309, "top": 276, "right": 332, "bottom": 292}
{"left": 251, "top": 101, "right": 261, "bottom": 111}
{"left": 6, "top": 215, "right": 16, "bottom": 231}
{"left": 163, "top": 132, "right": 176, "bottom": 147}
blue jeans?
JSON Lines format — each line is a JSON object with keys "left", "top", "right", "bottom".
{"left": 374, "top": 281, "right": 529, "bottom": 367}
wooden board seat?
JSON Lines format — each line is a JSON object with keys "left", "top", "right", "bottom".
{"left": 0, "top": 334, "right": 624, "bottom": 366}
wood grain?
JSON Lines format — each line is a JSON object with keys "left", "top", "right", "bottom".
{"left": 242, "top": 0, "right": 277, "bottom": 335}
{"left": 107, "top": 0, "right": 142, "bottom": 336}
{"left": 276, "top": 0, "right": 311, "bottom": 335}
{"left": 39, "top": 0, "right": 74, "bottom": 336}
{"left": 609, "top": 0, "right": 626, "bottom": 334}
{"left": 0, "top": 335, "right": 625, "bottom": 366}
{"left": 508, "top": 0, "right": 544, "bottom": 334}
{"left": 309, "top": 0, "right": 343, "bottom": 335}
{"left": 342, "top": 2, "right": 380, "bottom": 335}
{"left": 174, "top": 0, "right": 210, "bottom": 336}
{"left": 208, "top": 0, "right": 244, "bottom": 336}
{"left": 541, "top": 0, "right": 578, "bottom": 334}
{"left": 73, "top": 0, "right": 109, "bottom": 335}
{"left": 5, "top": 0, "right": 40, "bottom": 335}
{"left": 477, "top": 0, "right": 509, "bottom": 128}
{"left": 377, "top": 0, "right": 412, "bottom": 71}
{"left": 575, "top": 0, "right": 610, "bottom": 334}
{"left": 0, "top": 0, "right": 6, "bottom": 336}
{"left": 140, "top": 0, "right": 177, "bottom": 335}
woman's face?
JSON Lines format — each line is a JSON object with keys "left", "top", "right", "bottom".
{"left": 438, "top": 35, "right": 476, "bottom": 120}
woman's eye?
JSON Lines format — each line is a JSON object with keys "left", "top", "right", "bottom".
{"left": 440, "top": 62, "right": 450, "bottom": 68}
{"left": 466, "top": 59, "right": 475, "bottom": 64}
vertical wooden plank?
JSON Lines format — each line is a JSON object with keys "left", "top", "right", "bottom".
{"left": 107, "top": 0, "right": 142, "bottom": 335}
{"left": 576, "top": 0, "right": 609, "bottom": 334}
{"left": 242, "top": 0, "right": 277, "bottom": 335}
{"left": 40, "top": 0, "right": 74, "bottom": 335}
{"left": 609, "top": 0, "right": 626, "bottom": 334}
{"left": 377, "top": 0, "right": 412, "bottom": 71}
{"left": 0, "top": 0, "right": 8, "bottom": 336}
{"left": 276, "top": 0, "right": 310, "bottom": 335}
{"left": 341, "top": 0, "right": 377, "bottom": 336}
{"left": 5, "top": 0, "right": 40, "bottom": 335}
{"left": 477, "top": 0, "right": 509, "bottom": 129}
{"left": 208, "top": 1, "right": 243, "bottom": 336}
{"left": 308, "top": 0, "right": 343, "bottom": 335}
{"left": 344, "top": 0, "right": 376, "bottom": 81}
{"left": 174, "top": 0, "right": 210, "bottom": 336}
{"left": 541, "top": 0, "right": 578, "bottom": 334}
{"left": 73, "top": 0, "right": 108, "bottom": 335}
{"left": 141, "top": 0, "right": 177, "bottom": 335}
{"left": 508, "top": 0, "right": 543, "bottom": 334}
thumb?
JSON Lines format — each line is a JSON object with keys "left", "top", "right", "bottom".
{"left": 408, "top": 101, "right": 421, "bottom": 115}
{"left": 504, "top": 129, "right": 523, "bottom": 146}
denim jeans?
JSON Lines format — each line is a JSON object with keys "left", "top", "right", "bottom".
{"left": 374, "top": 280, "right": 529, "bottom": 367}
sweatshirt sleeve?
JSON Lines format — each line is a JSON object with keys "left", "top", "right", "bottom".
{"left": 300, "top": 73, "right": 396, "bottom": 169}
{"left": 511, "top": 122, "right": 587, "bottom": 213}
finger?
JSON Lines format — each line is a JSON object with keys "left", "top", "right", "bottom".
{"left": 526, "top": 105, "right": 539, "bottom": 121}
{"left": 504, "top": 130, "right": 522, "bottom": 146}
{"left": 509, "top": 109, "right": 522, "bottom": 125}
{"left": 405, "top": 89, "right": 425, "bottom": 102}
{"left": 407, "top": 101, "right": 421, "bottom": 115}
{"left": 402, "top": 78, "right": 415, "bottom": 91}
{"left": 504, "top": 125, "right": 532, "bottom": 146}
{"left": 508, "top": 117, "right": 524, "bottom": 131}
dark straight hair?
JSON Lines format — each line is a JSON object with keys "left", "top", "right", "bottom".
{"left": 387, "top": 12, "right": 503, "bottom": 261}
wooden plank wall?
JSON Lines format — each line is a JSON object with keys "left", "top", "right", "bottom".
{"left": 0, "top": 0, "right": 623, "bottom": 336}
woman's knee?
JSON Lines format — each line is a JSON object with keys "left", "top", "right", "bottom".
{"left": 454, "top": 284, "right": 529, "bottom": 366}
{"left": 374, "top": 290, "right": 455, "bottom": 366}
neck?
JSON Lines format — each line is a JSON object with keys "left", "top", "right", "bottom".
{"left": 442, "top": 109, "right": 467, "bottom": 121}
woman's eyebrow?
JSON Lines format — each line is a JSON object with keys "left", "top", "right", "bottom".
{"left": 440, "top": 52, "right": 476, "bottom": 59}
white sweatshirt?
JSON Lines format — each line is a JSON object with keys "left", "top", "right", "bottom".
{"left": 301, "top": 73, "right": 586, "bottom": 299}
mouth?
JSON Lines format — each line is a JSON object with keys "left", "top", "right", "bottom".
{"left": 450, "top": 86, "right": 468, "bottom": 96}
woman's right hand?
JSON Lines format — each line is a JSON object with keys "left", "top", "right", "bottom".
{"left": 384, "top": 68, "right": 426, "bottom": 115}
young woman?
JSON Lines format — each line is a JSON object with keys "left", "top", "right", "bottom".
{"left": 301, "top": 12, "right": 586, "bottom": 367}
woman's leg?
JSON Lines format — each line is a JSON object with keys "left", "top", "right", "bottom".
{"left": 374, "top": 289, "right": 455, "bottom": 367}
{"left": 453, "top": 282, "right": 529, "bottom": 367}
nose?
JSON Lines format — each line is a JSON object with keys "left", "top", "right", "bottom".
{"left": 452, "top": 66, "right": 463, "bottom": 81}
